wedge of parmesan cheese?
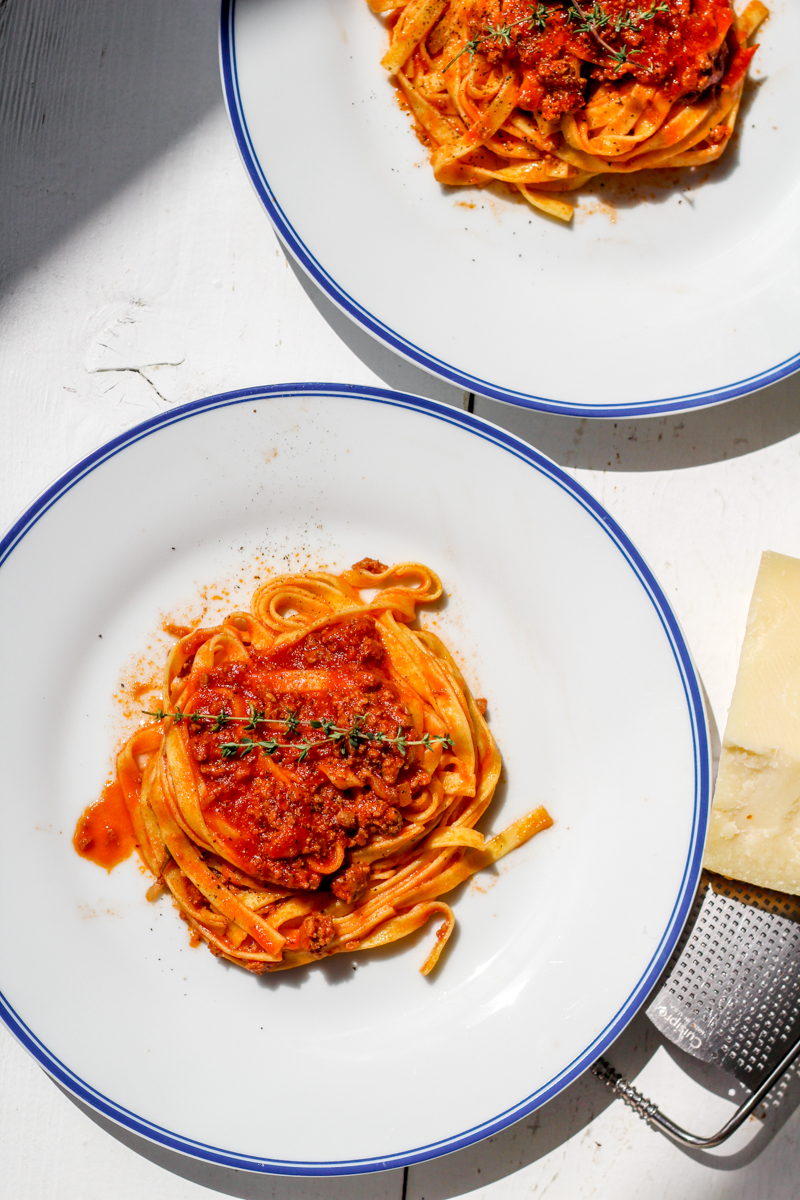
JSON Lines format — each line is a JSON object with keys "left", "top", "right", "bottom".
{"left": 704, "top": 551, "right": 800, "bottom": 894}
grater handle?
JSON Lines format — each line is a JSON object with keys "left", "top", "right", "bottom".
{"left": 592, "top": 1029, "right": 800, "bottom": 1149}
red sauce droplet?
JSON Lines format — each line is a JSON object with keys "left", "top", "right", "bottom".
{"left": 73, "top": 781, "right": 136, "bottom": 870}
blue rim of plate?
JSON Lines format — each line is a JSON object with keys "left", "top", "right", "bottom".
{"left": 0, "top": 384, "right": 710, "bottom": 1175}
{"left": 219, "top": 1, "right": 800, "bottom": 421}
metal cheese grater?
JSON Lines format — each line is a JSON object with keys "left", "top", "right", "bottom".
{"left": 592, "top": 871, "right": 800, "bottom": 1147}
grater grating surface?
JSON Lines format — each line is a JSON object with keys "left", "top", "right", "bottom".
{"left": 646, "top": 872, "right": 800, "bottom": 1087}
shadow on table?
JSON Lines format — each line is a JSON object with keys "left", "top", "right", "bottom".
{"left": 0, "top": 0, "right": 222, "bottom": 294}
{"left": 284, "top": 253, "right": 800, "bottom": 474}
{"left": 408, "top": 1027, "right": 800, "bottom": 1198}
{"left": 283, "top": 255, "right": 471, "bottom": 411}
{"left": 472, "top": 381, "right": 800, "bottom": 474}
{"left": 652, "top": 1043, "right": 800, "bottom": 1172}
{"left": 406, "top": 1010, "right": 662, "bottom": 1200}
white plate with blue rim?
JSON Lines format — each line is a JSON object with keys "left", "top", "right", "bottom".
{"left": 0, "top": 384, "right": 708, "bottom": 1173}
{"left": 220, "top": 0, "right": 800, "bottom": 418}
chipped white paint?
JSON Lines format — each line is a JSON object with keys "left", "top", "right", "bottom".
{"left": 2, "top": 0, "right": 800, "bottom": 1196}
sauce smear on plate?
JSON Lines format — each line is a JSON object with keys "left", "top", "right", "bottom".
{"left": 74, "top": 780, "right": 136, "bottom": 870}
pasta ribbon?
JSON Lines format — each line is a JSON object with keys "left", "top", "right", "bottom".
{"left": 373, "top": 0, "right": 768, "bottom": 221}
{"left": 102, "top": 561, "right": 552, "bottom": 975}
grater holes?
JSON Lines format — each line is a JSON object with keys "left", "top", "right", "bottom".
{"left": 647, "top": 873, "right": 800, "bottom": 1084}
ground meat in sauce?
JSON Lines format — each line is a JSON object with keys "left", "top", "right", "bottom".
{"left": 473, "top": 0, "right": 739, "bottom": 121}
{"left": 352, "top": 557, "right": 388, "bottom": 574}
{"left": 296, "top": 913, "right": 336, "bottom": 952}
{"left": 185, "top": 615, "right": 424, "bottom": 891}
{"left": 330, "top": 860, "right": 371, "bottom": 905}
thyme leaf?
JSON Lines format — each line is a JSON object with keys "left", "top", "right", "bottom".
{"left": 437, "top": 1, "right": 672, "bottom": 76}
{"left": 145, "top": 707, "right": 455, "bottom": 762}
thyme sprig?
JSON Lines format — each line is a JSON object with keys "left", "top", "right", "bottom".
{"left": 443, "top": 7, "right": 539, "bottom": 72}
{"left": 143, "top": 706, "right": 454, "bottom": 764}
{"left": 569, "top": 0, "right": 669, "bottom": 63}
{"left": 443, "top": 0, "right": 670, "bottom": 73}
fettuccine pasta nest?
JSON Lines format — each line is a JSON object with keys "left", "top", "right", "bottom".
{"left": 369, "top": 0, "right": 768, "bottom": 221}
{"left": 115, "top": 561, "right": 552, "bottom": 974}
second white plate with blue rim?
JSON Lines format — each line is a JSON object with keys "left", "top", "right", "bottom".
{"left": 221, "top": 0, "right": 800, "bottom": 418}
{"left": 0, "top": 384, "right": 708, "bottom": 1172}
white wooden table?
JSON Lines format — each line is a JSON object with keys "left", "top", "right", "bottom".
{"left": 2, "top": 2, "right": 800, "bottom": 1196}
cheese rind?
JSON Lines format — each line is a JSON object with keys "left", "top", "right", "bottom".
{"left": 704, "top": 551, "right": 800, "bottom": 894}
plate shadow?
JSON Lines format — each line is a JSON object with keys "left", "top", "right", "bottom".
{"left": 281, "top": 214, "right": 800, "bottom": 472}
